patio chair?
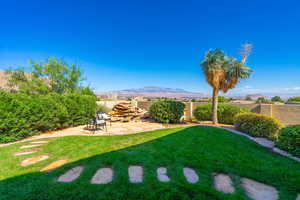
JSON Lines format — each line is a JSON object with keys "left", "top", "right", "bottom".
{"left": 97, "top": 112, "right": 112, "bottom": 126}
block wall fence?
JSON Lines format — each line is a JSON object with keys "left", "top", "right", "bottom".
{"left": 97, "top": 100, "right": 300, "bottom": 125}
{"left": 135, "top": 101, "right": 300, "bottom": 125}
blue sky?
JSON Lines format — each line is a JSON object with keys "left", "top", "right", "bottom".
{"left": 0, "top": 0, "right": 300, "bottom": 95}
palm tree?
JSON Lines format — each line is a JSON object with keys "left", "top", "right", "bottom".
{"left": 201, "top": 44, "right": 253, "bottom": 124}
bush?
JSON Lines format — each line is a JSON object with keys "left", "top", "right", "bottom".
{"left": 256, "top": 97, "right": 272, "bottom": 104}
{"left": 97, "top": 104, "right": 112, "bottom": 113}
{"left": 288, "top": 96, "right": 300, "bottom": 102}
{"left": 149, "top": 101, "right": 185, "bottom": 123}
{"left": 193, "top": 104, "right": 249, "bottom": 124}
{"left": 276, "top": 125, "right": 300, "bottom": 157}
{"left": 234, "top": 113, "right": 283, "bottom": 140}
{"left": 0, "top": 90, "right": 97, "bottom": 143}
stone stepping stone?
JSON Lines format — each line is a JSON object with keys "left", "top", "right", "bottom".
{"left": 57, "top": 166, "right": 84, "bottom": 182}
{"left": 14, "top": 151, "right": 37, "bottom": 156}
{"left": 20, "top": 144, "right": 43, "bottom": 149}
{"left": 30, "top": 140, "right": 48, "bottom": 144}
{"left": 183, "top": 167, "right": 199, "bottom": 183}
{"left": 128, "top": 165, "right": 143, "bottom": 183}
{"left": 21, "top": 155, "right": 49, "bottom": 166}
{"left": 157, "top": 167, "right": 170, "bottom": 182}
{"left": 40, "top": 159, "right": 67, "bottom": 172}
{"left": 241, "top": 178, "right": 278, "bottom": 200}
{"left": 213, "top": 173, "right": 235, "bottom": 194}
{"left": 91, "top": 167, "right": 113, "bottom": 184}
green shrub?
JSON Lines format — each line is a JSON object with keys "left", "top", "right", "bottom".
{"left": 97, "top": 104, "right": 112, "bottom": 113}
{"left": 193, "top": 104, "right": 249, "bottom": 124}
{"left": 0, "top": 90, "right": 97, "bottom": 143}
{"left": 149, "top": 101, "right": 185, "bottom": 123}
{"left": 234, "top": 113, "right": 283, "bottom": 140}
{"left": 288, "top": 96, "right": 300, "bottom": 102}
{"left": 276, "top": 125, "right": 300, "bottom": 157}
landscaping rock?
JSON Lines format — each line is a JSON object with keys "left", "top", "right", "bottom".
{"left": 14, "top": 151, "right": 37, "bottom": 156}
{"left": 91, "top": 167, "right": 113, "bottom": 184}
{"left": 128, "top": 165, "right": 143, "bottom": 183}
{"left": 214, "top": 173, "right": 235, "bottom": 194}
{"left": 20, "top": 144, "right": 43, "bottom": 149}
{"left": 296, "top": 194, "right": 300, "bottom": 200}
{"left": 57, "top": 166, "right": 84, "bottom": 182}
{"left": 30, "top": 140, "right": 48, "bottom": 144}
{"left": 157, "top": 167, "right": 170, "bottom": 182}
{"left": 241, "top": 178, "right": 278, "bottom": 200}
{"left": 183, "top": 167, "right": 199, "bottom": 183}
{"left": 40, "top": 159, "right": 67, "bottom": 172}
{"left": 21, "top": 155, "right": 49, "bottom": 166}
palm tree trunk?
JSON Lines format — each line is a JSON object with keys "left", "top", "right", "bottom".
{"left": 212, "top": 87, "right": 219, "bottom": 124}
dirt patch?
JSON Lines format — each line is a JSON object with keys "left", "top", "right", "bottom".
{"left": 241, "top": 178, "right": 278, "bottom": 200}
{"left": 57, "top": 166, "right": 84, "bottom": 182}
{"left": 14, "top": 150, "right": 39, "bottom": 156}
{"left": 157, "top": 167, "right": 170, "bottom": 182}
{"left": 40, "top": 159, "right": 67, "bottom": 172}
{"left": 91, "top": 167, "right": 113, "bottom": 184}
{"left": 214, "top": 173, "right": 235, "bottom": 194}
{"left": 21, "top": 155, "right": 49, "bottom": 166}
{"left": 20, "top": 144, "right": 43, "bottom": 149}
{"left": 183, "top": 167, "right": 199, "bottom": 183}
{"left": 128, "top": 165, "right": 143, "bottom": 183}
{"left": 30, "top": 140, "right": 49, "bottom": 144}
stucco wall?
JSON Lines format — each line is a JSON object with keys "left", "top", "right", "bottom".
{"left": 139, "top": 101, "right": 300, "bottom": 125}
{"left": 272, "top": 104, "right": 300, "bottom": 125}
{"left": 102, "top": 100, "right": 300, "bottom": 125}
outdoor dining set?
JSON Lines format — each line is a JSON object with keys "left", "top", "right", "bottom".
{"left": 86, "top": 112, "right": 112, "bottom": 132}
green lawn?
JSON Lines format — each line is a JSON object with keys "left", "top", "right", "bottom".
{"left": 0, "top": 126, "right": 299, "bottom": 200}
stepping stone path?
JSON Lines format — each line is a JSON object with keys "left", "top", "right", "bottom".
{"left": 14, "top": 151, "right": 38, "bottom": 156}
{"left": 128, "top": 165, "right": 143, "bottom": 183}
{"left": 183, "top": 167, "right": 199, "bottom": 183}
{"left": 57, "top": 166, "right": 84, "bottom": 182}
{"left": 21, "top": 155, "right": 49, "bottom": 166}
{"left": 53, "top": 165, "right": 285, "bottom": 200}
{"left": 157, "top": 167, "right": 170, "bottom": 182}
{"left": 20, "top": 144, "right": 43, "bottom": 149}
{"left": 214, "top": 173, "right": 235, "bottom": 194}
{"left": 30, "top": 140, "right": 48, "bottom": 144}
{"left": 40, "top": 159, "right": 67, "bottom": 172}
{"left": 241, "top": 178, "right": 278, "bottom": 200}
{"left": 91, "top": 167, "right": 114, "bottom": 184}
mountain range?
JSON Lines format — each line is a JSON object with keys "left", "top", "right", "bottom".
{"left": 98, "top": 86, "right": 209, "bottom": 98}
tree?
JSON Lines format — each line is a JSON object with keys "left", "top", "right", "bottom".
{"left": 288, "top": 96, "right": 300, "bottom": 102}
{"left": 256, "top": 97, "right": 271, "bottom": 104}
{"left": 6, "top": 57, "right": 89, "bottom": 95}
{"left": 271, "top": 96, "right": 284, "bottom": 103}
{"left": 201, "top": 44, "right": 253, "bottom": 124}
{"left": 245, "top": 96, "right": 253, "bottom": 101}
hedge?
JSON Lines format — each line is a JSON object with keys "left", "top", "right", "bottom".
{"left": 149, "top": 101, "right": 185, "bottom": 123}
{"left": 193, "top": 104, "right": 250, "bottom": 124}
{"left": 0, "top": 90, "right": 97, "bottom": 143}
{"left": 276, "top": 125, "right": 300, "bottom": 157}
{"left": 234, "top": 113, "right": 283, "bottom": 140}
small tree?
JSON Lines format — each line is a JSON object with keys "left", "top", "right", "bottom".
{"left": 271, "top": 96, "right": 284, "bottom": 103}
{"left": 201, "top": 44, "right": 253, "bottom": 124}
{"left": 6, "top": 57, "right": 89, "bottom": 95}
{"left": 245, "top": 96, "right": 253, "bottom": 101}
{"left": 256, "top": 97, "right": 271, "bottom": 104}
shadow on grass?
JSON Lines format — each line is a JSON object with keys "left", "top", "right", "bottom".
{"left": 0, "top": 126, "right": 299, "bottom": 200}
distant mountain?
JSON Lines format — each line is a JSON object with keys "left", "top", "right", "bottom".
{"left": 98, "top": 86, "right": 209, "bottom": 98}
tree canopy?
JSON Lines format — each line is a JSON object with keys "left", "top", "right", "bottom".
{"left": 6, "top": 57, "right": 94, "bottom": 95}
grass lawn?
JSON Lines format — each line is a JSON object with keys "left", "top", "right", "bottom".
{"left": 0, "top": 126, "right": 299, "bottom": 200}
